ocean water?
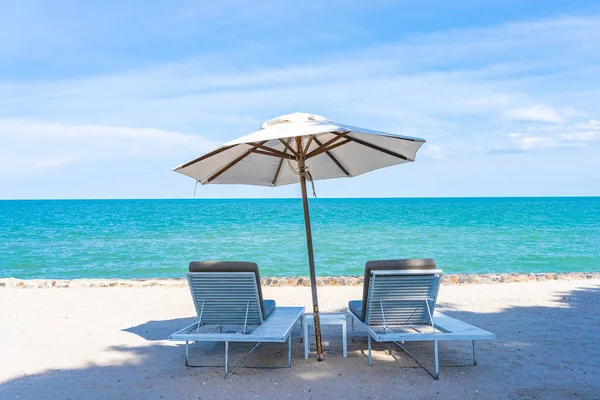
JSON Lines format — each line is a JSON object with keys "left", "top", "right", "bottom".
{"left": 0, "top": 198, "right": 599, "bottom": 279}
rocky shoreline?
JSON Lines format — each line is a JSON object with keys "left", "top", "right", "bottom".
{"left": 0, "top": 271, "right": 598, "bottom": 289}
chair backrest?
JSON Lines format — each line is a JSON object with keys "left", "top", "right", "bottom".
{"left": 187, "top": 271, "right": 264, "bottom": 326}
{"left": 360, "top": 258, "right": 438, "bottom": 321}
{"left": 365, "top": 269, "right": 443, "bottom": 327}
{"left": 187, "top": 261, "right": 267, "bottom": 327}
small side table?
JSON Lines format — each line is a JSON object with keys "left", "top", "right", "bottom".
{"left": 302, "top": 313, "right": 347, "bottom": 359}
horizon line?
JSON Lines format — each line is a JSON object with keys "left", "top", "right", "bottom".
{"left": 1, "top": 195, "right": 600, "bottom": 201}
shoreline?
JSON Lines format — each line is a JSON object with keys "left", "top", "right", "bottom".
{"left": 1, "top": 271, "right": 598, "bottom": 288}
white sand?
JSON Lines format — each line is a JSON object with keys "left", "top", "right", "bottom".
{"left": 0, "top": 280, "right": 598, "bottom": 399}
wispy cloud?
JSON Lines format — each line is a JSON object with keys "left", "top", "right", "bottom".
{"left": 506, "top": 133, "right": 559, "bottom": 151}
{"left": 499, "top": 118, "right": 600, "bottom": 153}
{"left": 502, "top": 105, "right": 567, "bottom": 123}
{"left": 421, "top": 144, "right": 445, "bottom": 159}
{"left": 560, "top": 119, "right": 600, "bottom": 143}
{"left": 1, "top": 9, "right": 600, "bottom": 196}
{"left": 3, "top": 15, "right": 598, "bottom": 120}
{"left": 2, "top": 15, "right": 599, "bottom": 162}
{"left": 0, "top": 119, "right": 215, "bottom": 177}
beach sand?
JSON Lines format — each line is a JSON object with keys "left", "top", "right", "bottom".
{"left": 0, "top": 279, "right": 598, "bottom": 399}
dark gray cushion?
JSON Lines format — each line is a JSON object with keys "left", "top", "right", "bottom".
{"left": 188, "top": 261, "right": 274, "bottom": 320}
{"left": 348, "top": 300, "right": 363, "bottom": 321}
{"left": 360, "top": 259, "right": 436, "bottom": 321}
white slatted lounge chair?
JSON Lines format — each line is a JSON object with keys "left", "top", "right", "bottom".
{"left": 169, "top": 261, "right": 304, "bottom": 378}
{"left": 348, "top": 259, "right": 494, "bottom": 379}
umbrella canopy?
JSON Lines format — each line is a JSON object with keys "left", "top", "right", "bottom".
{"left": 174, "top": 112, "right": 425, "bottom": 187}
{"left": 173, "top": 112, "right": 426, "bottom": 361}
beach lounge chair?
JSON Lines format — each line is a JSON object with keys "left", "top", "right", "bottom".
{"left": 169, "top": 261, "right": 304, "bottom": 378}
{"left": 348, "top": 259, "right": 494, "bottom": 379}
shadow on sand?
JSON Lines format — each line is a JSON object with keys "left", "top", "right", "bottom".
{"left": 1, "top": 285, "right": 599, "bottom": 400}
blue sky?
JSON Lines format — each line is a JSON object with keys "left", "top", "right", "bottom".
{"left": 1, "top": 0, "right": 600, "bottom": 199}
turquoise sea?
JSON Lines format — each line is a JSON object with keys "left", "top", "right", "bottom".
{"left": 0, "top": 198, "right": 599, "bottom": 279}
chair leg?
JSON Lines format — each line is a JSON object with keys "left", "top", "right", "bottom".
{"left": 351, "top": 317, "right": 355, "bottom": 342}
{"left": 288, "top": 334, "right": 292, "bottom": 367}
{"left": 185, "top": 341, "right": 189, "bottom": 367}
{"left": 367, "top": 335, "right": 372, "bottom": 366}
{"left": 433, "top": 340, "right": 439, "bottom": 380}
{"left": 342, "top": 320, "right": 347, "bottom": 358}
{"left": 472, "top": 341, "right": 477, "bottom": 366}
{"left": 304, "top": 322, "right": 310, "bottom": 359}
{"left": 224, "top": 341, "right": 229, "bottom": 379}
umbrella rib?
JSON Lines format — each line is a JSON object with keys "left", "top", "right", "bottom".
{"left": 278, "top": 139, "right": 299, "bottom": 157}
{"left": 302, "top": 135, "right": 314, "bottom": 158}
{"left": 305, "top": 132, "right": 350, "bottom": 158}
{"left": 174, "top": 145, "right": 235, "bottom": 170}
{"left": 331, "top": 132, "right": 412, "bottom": 161}
{"left": 206, "top": 141, "right": 268, "bottom": 183}
{"left": 306, "top": 138, "right": 351, "bottom": 159}
{"left": 319, "top": 131, "right": 351, "bottom": 149}
{"left": 252, "top": 149, "right": 294, "bottom": 159}
{"left": 248, "top": 142, "right": 292, "bottom": 159}
{"left": 271, "top": 138, "right": 291, "bottom": 186}
{"left": 312, "top": 137, "right": 350, "bottom": 176}
{"left": 271, "top": 157, "right": 285, "bottom": 186}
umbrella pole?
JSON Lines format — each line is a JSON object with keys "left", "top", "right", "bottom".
{"left": 297, "top": 150, "right": 324, "bottom": 361}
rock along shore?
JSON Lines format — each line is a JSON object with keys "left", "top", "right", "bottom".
{"left": 0, "top": 272, "right": 598, "bottom": 289}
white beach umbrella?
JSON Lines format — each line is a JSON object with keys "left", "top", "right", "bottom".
{"left": 173, "top": 112, "right": 426, "bottom": 360}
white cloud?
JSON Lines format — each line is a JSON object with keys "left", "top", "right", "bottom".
{"left": 420, "top": 144, "right": 445, "bottom": 159}
{"left": 561, "top": 131, "right": 600, "bottom": 142}
{"left": 1, "top": 13, "right": 600, "bottom": 196}
{"left": 0, "top": 119, "right": 216, "bottom": 177}
{"left": 502, "top": 105, "right": 566, "bottom": 123}
{"left": 560, "top": 119, "right": 600, "bottom": 143}
{"left": 2, "top": 15, "right": 598, "bottom": 129}
{"left": 573, "top": 119, "right": 600, "bottom": 131}
{"left": 2, "top": 14, "right": 597, "bottom": 167}
{"left": 510, "top": 135, "right": 559, "bottom": 150}
{"left": 501, "top": 117, "right": 600, "bottom": 152}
